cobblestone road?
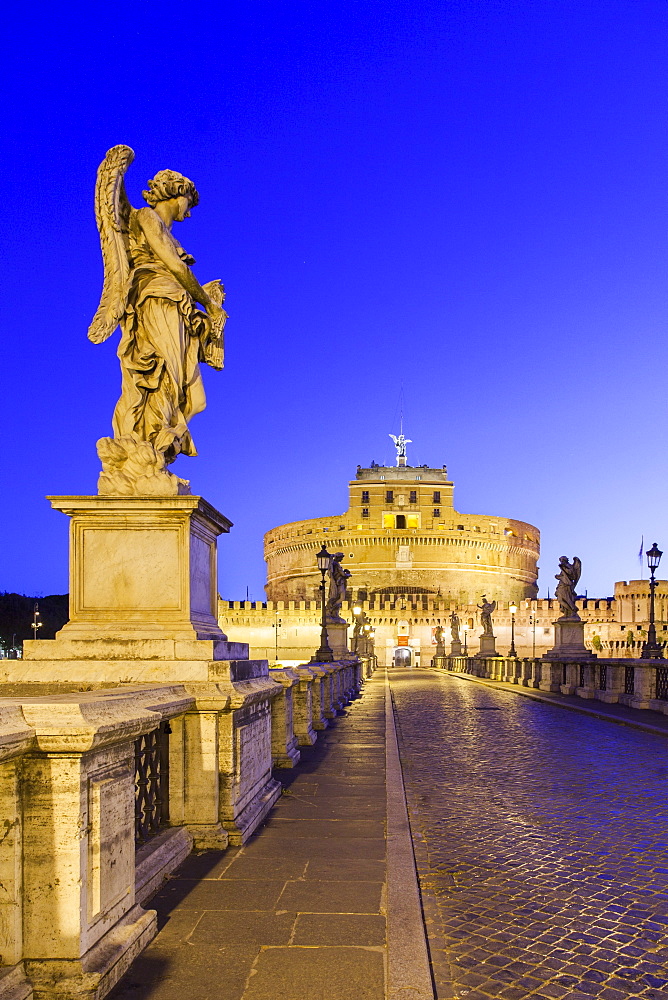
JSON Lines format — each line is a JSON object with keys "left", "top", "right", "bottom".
{"left": 390, "top": 669, "right": 668, "bottom": 1000}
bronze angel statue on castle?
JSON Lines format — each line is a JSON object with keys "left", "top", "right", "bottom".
{"left": 88, "top": 145, "right": 226, "bottom": 495}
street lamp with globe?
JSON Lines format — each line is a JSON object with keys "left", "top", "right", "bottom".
{"left": 311, "top": 544, "right": 334, "bottom": 663}
{"left": 508, "top": 602, "right": 518, "bottom": 657}
{"left": 642, "top": 542, "right": 664, "bottom": 660}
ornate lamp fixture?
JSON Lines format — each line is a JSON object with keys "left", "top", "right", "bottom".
{"left": 642, "top": 543, "right": 664, "bottom": 660}
{"left": 311, "top": 544, "right": 334, "bottom": 663}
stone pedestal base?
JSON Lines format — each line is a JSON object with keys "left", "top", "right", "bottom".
{"left": 450, "top": 640, "right": 462, "bottom": 656}
{"left": 475, "top": 634, "right": 497, "bottom": 658}
{"left": 325, "top": 622, "right": 349, "bottom": 660}
{"left": 544, "top": 618, "right": 596, "bottom": 660}
{"left": 46, "top": 495, "right": 231, "bottom": 641}
{"left": 25, "top": 905, "right": 156, "bottom": 1000}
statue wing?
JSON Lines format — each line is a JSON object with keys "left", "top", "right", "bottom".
{"left": 572, "top": 557, "right": 582, "bottom": 588}
{"left": 87, "top": 144, "right": 135, "bottom": 344}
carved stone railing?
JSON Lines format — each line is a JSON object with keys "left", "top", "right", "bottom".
{"left": 436, "top": 655, "right": 668, "bottom": 718}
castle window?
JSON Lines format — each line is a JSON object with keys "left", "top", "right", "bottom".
{"left": 361, "top": 490, "right": 369, "bottom": 503}
{"left": 409, "top": 490, "right": 417, "bottom": 503}
{"left": 433, "top": 508, "right": 440, "bottom": 517}
{"left": 457, "top": 524, "right": 464, "bottom": 530}
{"left": 396, "top": 514, "right": 406, "bottom": 529}
{"left": 386, "top": 490, "right": 394, "bottom": 503}
{"left": 362, "top": 507, "right": 369, "bottom": 518}
{"left": 433, "top": 491, "right": 441, "bottom": 503}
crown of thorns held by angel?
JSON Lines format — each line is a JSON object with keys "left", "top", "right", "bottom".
{"left": 88, "top": 145, "right": 227, "bottom": 496}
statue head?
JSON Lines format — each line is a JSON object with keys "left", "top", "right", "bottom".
{"left": 142, "top": 169, "right": 200, "bottom": 209}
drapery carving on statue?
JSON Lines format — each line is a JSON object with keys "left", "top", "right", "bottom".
{"left": 325, "top": 553, "right": 351, "bottom": 624}
{"left": 89, "top": 145, "right": 227, "bottom": 496}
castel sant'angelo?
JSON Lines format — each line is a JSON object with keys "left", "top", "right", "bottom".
{"left": 220, "top": 435, "right": 668, "bottom": 665}
{"left": 264, "top": 445, "right": 540, "bottom": 606}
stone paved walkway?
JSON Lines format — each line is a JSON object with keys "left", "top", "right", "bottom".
{"left": 110, "top": 676, "right": 387, "bottom": 1000}
{"left": 390, "top": 668, "right": 668, "bottom": 1000}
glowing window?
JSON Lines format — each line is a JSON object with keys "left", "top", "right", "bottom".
{"left": 383, "top": 513, "right": 394, "bottom": 528}
{"left": 406, "top": 514, "right": 419, "bottom": 528}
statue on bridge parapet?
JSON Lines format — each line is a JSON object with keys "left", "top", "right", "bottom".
{"left": 450, "top": 611, "right": 461, "bottom": 642}
{"left": 326, "top": 552, "right": 351, "bottom": 625}
{"left": 89, "top": 145, "right": 227, "bottom": 497}
{"left": 477, "top": 597, "right": 497, "bottom": 636}
{"left": 544, "top": 554, "right": 594, "bottom": 668}
{"left": 555, "top": 556, "right": 582, "bottom": 621}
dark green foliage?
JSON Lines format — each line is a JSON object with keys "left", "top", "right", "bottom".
{"left": 0, "top": 593, "right": 69, "bottom": 649}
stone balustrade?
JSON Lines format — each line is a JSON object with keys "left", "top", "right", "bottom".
{"left": 0, "top": 657, "right": 371, "bottom": 1000}
{"left": 437, "top": 655, "right": 668, "bottom": 716}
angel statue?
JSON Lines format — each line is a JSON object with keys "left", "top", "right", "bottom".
{"left": 389, "top": 432, "right": 412, "bottom": 465}
{"left": 326, "top": 553, "right": 351, "bottom": 624}
{"left": 477, "top": 596, "right": 496, "bottom": 636}
{"left": 555, "top": 556, "right": 582, "bottom": 620}
{"left": 449, "top": 611, "right": 460, "bottom": 642}
{"left": 88, "top": 145, "right": 227, "bottom": 496}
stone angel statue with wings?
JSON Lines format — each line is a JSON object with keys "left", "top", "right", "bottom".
{"left": 88, "top": 144, "right": 227, "bottom": 496}
{"left": 555, "top": 556, "right": 582, "bottom": 620}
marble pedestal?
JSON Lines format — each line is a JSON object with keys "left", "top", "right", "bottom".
{"left": 544, "top": 618, "right": 595, "bottom": 660}
{"left": 475, "top": 634, "right": 498, "bottom": 658}
{"left": 325, "top": 621, "right": 350, "bottom": 660}
{"left": 48, "top": 495, "right": 229, "bottom": 641}
{"left": 450, "top": 640, "right": 462, "bottom": 656}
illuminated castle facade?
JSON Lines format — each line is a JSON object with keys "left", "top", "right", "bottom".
{"left": 264, "top": 460, "right": 540, "bottom": 605}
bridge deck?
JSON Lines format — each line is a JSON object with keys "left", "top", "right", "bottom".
{"left": 391, "top": 668, "right": 668, "bottom": 999}
{"left": 110, "top": 677, "right": 389, "bottom": 1000}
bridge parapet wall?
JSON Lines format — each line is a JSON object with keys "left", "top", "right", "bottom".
{"left": 437, "top": 656, "right": 668, "bottom": 719}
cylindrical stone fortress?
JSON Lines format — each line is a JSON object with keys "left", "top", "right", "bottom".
{"left": 264, "top": 463, "right": 539, "bottom": 604}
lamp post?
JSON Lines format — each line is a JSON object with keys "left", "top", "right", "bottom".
{"left": 508, "top": 602, "right": 518, "bottom": 657}
{"left": 529, "top": 612, "right": 536, "bottom": 659}
{"left": 642, "top": 542, "right": 663, "bottom": 660}
{"left": 311, "top": 543, "right": 334, "bottom": 663}
{"left": 31, "top": 603, "right": 42, "bottom": 641}
{"left": 463, "top": 624, "right": 468, "bottom": 657}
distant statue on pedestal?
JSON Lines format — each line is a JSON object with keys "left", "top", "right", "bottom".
{"left": 555, "top": 556, "right": 581, "bottom": 620}
{"left": 351, "top": 618, "right": 363, "bottom": 653}
{"left": 450, "top": 612, "right": 461, "bottom": 642}
{"left": 89, "top": 145, "right": 227, "bottom": 496}
{"left": 389, "top": 432, "right": 412, "bottom": 467}
{"left": 326, "top": 553, "right": 351, "bottom": 624}
{"left": 477, "top": 596, "right": 496, "bottom": 636}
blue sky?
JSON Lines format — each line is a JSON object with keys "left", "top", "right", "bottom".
{"left": 1, "top": 0, "right": 667, "bottom": 600}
